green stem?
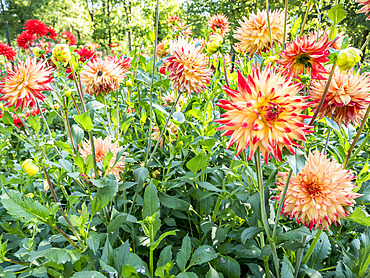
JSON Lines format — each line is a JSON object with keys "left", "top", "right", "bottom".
{"left": 299, "top": 0, "right": 312, "bottom": 38}
{"left": 294, "top": 236, "right": 307, "bottom": 278}
{"left": 283, "top": 0, "right": 289, "bottom": 49}
{"left": 254, "top": 151, "right": 280, "bottom": 278}
{"left": 344, "top": 104, "right": 370, "bottom": 168}
{"left": 36, "top": 100, "right": 52, "bottom": 139}
{"left": 63, "top": 97, "right": 77, "bottom": 152}
{"left": 348, "top": 132, "right": 370, "bottom": 165}
{"left": 115, "top": 90, "right": 119, "bottom": 141}
{"left": 309, "top": 64, "right": 336, "bottom": 126}
{"left": 144, "top": 0, "right": 160, "bottom": 167}
{"left": 272, "top": 168, "right": 293, "bottom": 240}
{"left": 149, "top": 223, "right": 154, "bottom": 278}
{"left": 3, "top": 257, "right": 29, "bottom": 266}
{"left": 361, "top": 34, "right": 370, "bottom": 52}
{"left": 222, "top": 54, "right": 230, "bottom": 87}
{"left": 265, "top": 0, "right": 274, "bottom": 50}
{"left": 302, "top": 229, "right": 323, "bottom": 265}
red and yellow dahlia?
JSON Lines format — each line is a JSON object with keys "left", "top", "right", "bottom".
{"left": 357, "top": 0, "right": 370, "bottom": 20}
{"left": 79, "top": 136, "right": 125, "bottom": 179}
{"left": 207, "top": 14, "right": 230, "bottom": 37}
{"left": 233, "top": 9, "right": 285, "bottom": 55}
{"left": 0, "top": 42, "right": 16, "bottom": 61}
{"left": 310, "top": 66, "right": 370, "bottom": 126}
{"left": 274, "top": 150, "right": 360, "bottom": 230}
{"left": 277, "top": 32, "right": 332, "bottom": 80}
{"left": 215, "top": 65, "right": 313, "bottom": 163}
{"left": 80, "top": 57, "right": 125, "bottom": 96}
{"left": 0, "top": 57, "right": 53, "bottom": 111}
{"left": 166, "top": 38, "right": 212, "bottom": 93}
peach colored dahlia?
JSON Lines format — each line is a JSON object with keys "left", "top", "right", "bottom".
{"left": 156, "top": 39, "right": 170, "bottom": 59}
{"left": 310, "top": 66, "right": 370, "bottom": 126}
{"left": 208, "top": 14, "right": 230, "bottom": 37}
{"left": 357, "top": 0, "right": 370, "bottom": 20}
{"left": 166, "top": 38, "right": 212, "bottom": 93}
{"left": 233, "top": 9, "right": 285, "bottom": 55}
{"left": 277, "top": 32, "right": 332, "bottom": 80}
{"left": 79, "top": 136, "right": 125, "bottom": 179}
{"left": 0, "top": 57, "right": 53, "bottom": 111}
{"left": 215, "top": 65, "right": 313, "bottom": 163}
{"left": 80, "top": 57, "right": 125, "bottom": 96}
{"left": 274, "top": 150, "right": 360, "bottom": 230}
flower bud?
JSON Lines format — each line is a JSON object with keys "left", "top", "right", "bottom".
{"left": 65, "top": 90, "right": 72, "bottom": 97}
{"left": 336, "top": 47, "right": 362, "bottom": 71}
{"left": 52, "top": 44, "right": 71, "bottom": 66}
{"left": 32, "top": 47, "right": 42, "bottom": 58}
{"left": 22, "top": 159, "right": 39, "bottom": 176}
{"left": 53, "top": 103, "right": 60, "bottom": 110}
{"left": 207, "top": 34, "right": 223, "bottom": 55}
{"left": 126, "top": 80, "right": 133, "bottom": 87}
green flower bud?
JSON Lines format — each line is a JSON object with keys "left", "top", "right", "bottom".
{"left": 52, "top": 44, "right": 72, "bottom": 66}
{"left": 336, "top": 47, "right": 362, "bottom": 72}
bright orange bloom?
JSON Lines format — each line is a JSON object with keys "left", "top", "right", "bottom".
{"left": 215, "top": 65, "right": 313, "bottom": 163}
{"left": 0, "top": 57, "right": 53, "bottom": 111}
{"left": 156, "top": 39, "right": 170, "bottom": 59}
{"left": 357, "top": 0, "right": 370, "bottom": 20}
{"left": 79, "top": 136, "right": 125, "bottom": 179}
{"left": 166, "top": 38, "right": 212, "bottom": 93}
{"left": 208, "top": 14, "right": 230, "bottom": 37}
{"left": 233, "top": 9, "right": 285, "bottom": 55}
{"left": 80, "top": 57, "right": 125, "bottom": 95}
{"left": 310, "top": 66, "right": 370, "bottom": 126}
{"left": 274, "top": 150, "right": 360, "bottom": 230}
{"left": 277, "top": 32, "right": 332, "bottom": 80}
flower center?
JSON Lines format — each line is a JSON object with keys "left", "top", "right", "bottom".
{"left": 306, "top": 181, "right": 322, "bottom": 197}
{"left": 296, "top": 54, "right": 311, "bottom": 66}
{"left": 259, "top": 102, "right": 281, "bottom": 122}
{"left": 98, "top": 70, "right": 103, "bottom": 76}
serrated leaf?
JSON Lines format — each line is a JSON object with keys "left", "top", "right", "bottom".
{"left": 1, "top": 189, "right": 49, "bottom": 223}
{"left": 189, "top": 245, "right": 218, "bottom": 267}
{"left": 91, "top": 176, "right": 118, "bottom": 216}
{"left": 328, "top": 4, "right": 347, "bottom": 25}
{"left": 1, "top": 111, "right": 13, "bottom": 125}
{"left": 286, "top": 149, "right": 306, "bottom": 175}
{"left": 142, "top": 181, "right": 160, "bottom": 218}
{"left": 302, "top": 267, "right": 323, "bottom": 278}
{"left": 30, "top": 248, "right": 82, "bottom": 264}
{"left": 187, "top": 153, "right": 208, "bottom": 174}
{"left": 276, "top": 226, "right": 311, "bottom": 244}
{"left": 214, "top": 256, "right": 240, "bottom": 278}
{"left": 281, "top": 255, "right": 294, "bottom": 278}
{"left": 241, "top": 227, "right": 263, "bottom": 244}
{"left": 113, "top": 240, "right": 130, "bottom": 274}
{"left": 71, "top": 124, "right": 84, "bottom": 145}
{"left": 100, "top": 260, "right": 118, "bottom": 276}
{"left": 309, "top": 231, "right": 331, "bottom": 267}
{"left": 347, "top": 207, "right": 370, "bottom": 226}
{"left": 157, "top": 245, "right": 172, "bottom": 267}
{"left": 87, "top": 231, "right": 100, "bottom": 255}
{"left": 74, "top": 111, "right": 93, "bottom": 131}
{"left": 133, "top": 167, "right": 149, "bottom": 190}
{"left": 325, "top": 117, "right": 341, "bottom": 133}
{"left": 159, "top": 192, "right": 190, "bottom": 212}
{"left": 176, "top": 235, "right": 192, "bottom": 272}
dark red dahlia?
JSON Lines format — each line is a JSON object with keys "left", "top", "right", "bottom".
{"left": 0, "top": 42, "right": 16, "bottom": 61}
{"left": 24, "top": 19, "right": 48, "bottom": 38}
{"left": 16, "top": 31, "right": 35, "bottom": 49}
{"left": 60, "top": 31, "right": 77, "bottom": 45}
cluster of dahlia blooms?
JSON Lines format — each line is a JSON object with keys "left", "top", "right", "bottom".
{"left": 79, "top": 136, "right": 125, "bottom": 179}
{"left": 274, "top": 150, "right": 360, "bottom": 230}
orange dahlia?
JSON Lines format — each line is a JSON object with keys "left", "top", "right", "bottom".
{"left": 156, "top": 39, "right": 170, "bottom": 59}
{"left": 277, "top": 32, "right": 332, "bottom": 80}
{"left": 0, "top": 57, "right": 53, "bottom": 111}
{"left": 274, "top": 150, "right": 360, "bottom": 230}
{"left": 310, "top": 66, "right": 370, "bottom": 126}
{"left": 208, "top": 14, "right": 230, "bottom": 37}
{"left": 79, "top": 136, "right": 125, "bottom": 179}
{"left": 357, "top": 0, "right": 370, "bottom": 20}
{"left": 166, "top": 38, "right": 212, "bottom": 93}
{"left": 80, "top": 57, "right": 125, "bottom": 96}
{"left": 167, "top": 16, "right": 181, "bottom": 26}
{"left": 215, "top": 65, "right": 313, "bottom": 163}
{"left": 233, "top": 9, "right": 285, "bottom": 55}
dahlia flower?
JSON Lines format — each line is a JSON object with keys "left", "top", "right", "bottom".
{"left": 208, "top": 14, "right": 230, "bottom": 37}
{"left": 310, "top": 66, "right": 370, "bottom": 126}
{"left": 274, "top": 150, "right": 360, "bottom": 230}
{"left": 357, "top": 0, "right": 370, "bottom": 20}
{"left": 167, "top": 16, "right": 181, "bottom": 26}
{"left": 0, "top": 42, "right": 16, "bottom": 61}
{"left": 233, "top": 9, "right": 285, "bottom": 55}
{"left": 16, "top": 31, "right": 35, "bottom": 49}
{"left": 109, "top": 55, "right": 131, "bottom": 72}
{"left": 60, "top": 31, "right": 77, "bottom": 45}
{"left": 172, "top": 22, "right": 192, "bottom": 38}
{"left": 215, "top": 65, "right": 313, "bottom": 163}
{"left": 156, "top": 40, "right": 170, "bottom": 59}
{"left": 0, "top": 57, "right": 53, "bottom": 111}
{"left": 46, "top": 27, "right": 58, "bottom": 40}
{"left": 162, "top": 91, "right": 188, "bottom": 107}
{"left": 152, "top": 123, "right": 178, "bottom": 147}
{"left": 80, "top": 57, "right": 125, "bottom": 96}
{"left": 77, "top": 47, "right": 96, "bottom": 63}
{"left": 277, "top": 32, "right": 332, "bottom": 80}
{"left": 24, "top": 19, "right": 48, "bottom": 38}
{"left": 110, "top": 42, "right": 120, "bottom": 48}
{"left": 166, "top": 38, "right": 212, "bottom": 93}
{"left": 79, "top": 136, "right": 125, "bottom": 179}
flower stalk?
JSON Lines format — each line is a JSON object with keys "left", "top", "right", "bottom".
{"left": 265, "top": 0, "right": 274, "bottom": 50}
{"left": 302, "top": 229, "right": 323, "bottom": 265}
{"left": 283, "top": 0, "right": 289, "bottom": 49}
{"left": 299, "top": 0, "right": 312, "bottom": 38}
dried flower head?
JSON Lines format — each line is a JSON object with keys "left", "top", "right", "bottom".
{"left": 208, "top": 14, "right": 230, "bottom": 37}
{"left": 233, "top": 9, "right": 285, "bottom": 55}
{"left": 0, "top": 42, "right": 16, "bottom": 61}
{"left": 166, "top": 38, "right": 212, "bottom": 93}
{"left": 0, "top": 57, "right": 53, "bottom": 111}
{"left": 310, "top": 66, "right": 370, "bottom": 126}
{"left": 215, "top": 65, "right": 313, "bottom": 163}
{"left": 79, "top": 136, "right": 125, "bottom": 179}
{"left": 80, "top": 57, "right": 125, "bottom": 96}
{"left": 277, "top": 32, "right": 332, "bottom": 80}
{"left": 274, "top": 150, "right": 360, "bottom": 230}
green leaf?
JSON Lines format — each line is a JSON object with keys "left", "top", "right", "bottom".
{"left": 91, "top": 176, "right": 118, "bottom": 216}
{"left": 151, "top": 230, "right": 177, "bottom": 250}
{"left": 214, "top": 256, "right": 240, "bottom": 278}
{"left": 71, "top": 124, "right": 84, "bottom": 145}
{"left": 286, "top": 148, "right": 306, "bottom": 175}
{"left": 347, "top": 207, "right": 370, "bottom": 226}
{"left": 113, "top": 240, "right": 130, "bottom": 274}
{"left": 328, "top": 4, "right": 347, "bottom": 25}
{"left": 100, "top": 260, "right": 118, "bottom": 276}
{"left": 74, "top": 111, "right": 93, "bottom": 131}
{"left": 142, "top": 181, "right": 160, "bottom": 218}
{"left": 30, "top": 248, "right": 82, "bottom": 264}
{"left": 206, "top": 265, "right": 220, "bottom": 278}
{"left": 71, "top": 271, "right": 106, "bottom": 278}
{"left": 1, "top": 188, "right": 49, "bottom": 223}
{"left": 133, "top": 167, "right": 149, "bottom": 190}
{"left": 290, "top": 16, "right": 302, "bottom": 38}
{"left": 309, "top": 231, "right": 331, "bottom": 267}
{"left": 177, "top": 273, "right": 199, "bottom": 278}
{"left": 302, "top": 267, "right": 322, "bottom": 278}
{"left": 189, "top": 245, "right": 218, "bottom": 267}
{"left": 197, "top": 182, "right": 223, "bottom": 193}
{"left": 281, "top": 255, "right": 294, "bottom": 278}
{"left": 276, "top": 226, "right": 311, "bottom": 244}
{"left": 1, "top": 111, "right": 13, "bottom": 125}
{"left": 107, "top": 213, "right": 138, "bottom": 233}
{"left": 176, "top": 235, "right": 192, "bottom": 272}
{"left": 241, "top": 227, "right": 264, "bottom": 244}
{"left": 87, "top": 231, "right": 100, "bottom": 255}
{"left": 159, "top": 192, "right": 190, "bottom": 211}
{"left": 325, "top": 117, "right": 341, "bottom": 133}
{"left": 187, "top": 153, "right": 208, "bottom": 174}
